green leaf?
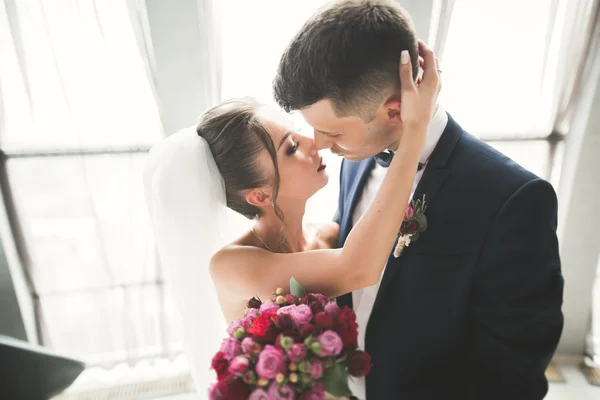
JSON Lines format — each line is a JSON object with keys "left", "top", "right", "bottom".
{"left": 413, "top": 213, "right": 428, "bottom": 231}
{"left": 410, "top": 231, "right": 420, "bottom": 242}
{"left": 289, "top": 277, "right": 307, "bottom": 297}
{"left": 323, "top": 360, "right": 353, "bottom": 397}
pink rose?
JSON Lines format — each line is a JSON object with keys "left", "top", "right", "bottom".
{"left": 309, "top": 293, "right": 328, "bottom": 306}
{"left": 256, "top": 345, "right": 286, "bottom": 379}
{"left": 310, "top": 359, "right": 324, "bottom": 379}
{"left": 290, "top": 304, "right": 313, "bottom": 326}
{"left": 248, "top": 388, "right": 269, "bottom": 400}
{"left": 404, "top": 205, "right": 415, "bottom": 221}
{"left": 285, "top": 294, "right": 298, "bottom": 305}
{"left": 208, "top": 383, "right": 223, "bottom": 400}
{"left": 317, "top": 330, "right": 343, "bottom": 357}
{"left": 324, "top": 301, "right": 341, "bottom": 317}
{"left": 228, "top": 355, "right": 249, "bottom": 376}
{"left": 260, "top": 300, "right": 279, "bottom": 314}
{"left": 227, "top": 318, "right": 243, "bottom": 336}
{"left": 268, "top": 382, "right": 296, "bottom": 400}
{"left": 287, "top": 343, "right": 307, "bottom": 362}
{"left": 241, "top": 337, "right": 262, "bottom": 357}
{"left": 277, "top": 305, "right": 294, "bottom": 316}
{"left": 220, "top": 337, "right": 241, "bottom": 360}
{"left": 243, "top": 308, "right": 259, "bottom": 328}
{"left": 299, "top": 382, "right": 325, "bottom": 400}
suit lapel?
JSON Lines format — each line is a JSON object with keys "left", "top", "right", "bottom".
{"left": 338, "top": 158, "right": 376, "bottom": 243}
{"left": 337, "top": 158, "right": 375, "bottom": 310}
{"left": 372, "top": 114, "right": 463, "bottom": 311}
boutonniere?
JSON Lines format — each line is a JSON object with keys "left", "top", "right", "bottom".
{"left": 393, "top": 195, "right": 428, "bottom": 257}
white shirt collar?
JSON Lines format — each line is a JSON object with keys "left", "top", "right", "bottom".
{"left": 420, "top": 103, "right": 448, "bottom": 165}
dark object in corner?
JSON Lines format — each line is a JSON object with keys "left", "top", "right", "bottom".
{"left": 0, "top": 334, "right": 85, "bottom": 399}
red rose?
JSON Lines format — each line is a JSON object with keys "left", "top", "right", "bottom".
{"left": 315, "top": 311, "right": 334, "bottom": 330}
{"left": 217, "top": 376, "right": 251, "bottom": 400}
{"left": 275, "top": 312, "right": 293, "bottom": 330}
{"left": 405, "top": 220, "right": 420, "bottom": 235}
{"left": 247, "top": 312, "right": 277, "bottom": 343}
{"left": 302, "top": 294, "right": 326, "bottom": 314}
{"left": 283, "top": 329, "right": 301, "bottom": 342}
{"left": 298, "top": 323, "right": 316, "bottom": 339}
{"left": 335, "top": 306, "right": 358, "bottom": 349}
{"left": 246, "top": 296, "right": 262, "bottom": 309}
{"left": 211, "top": 351, "right": 230, "bottom": 380}
{"left": 347, "top": 350, "right": 372, "bottom": 377}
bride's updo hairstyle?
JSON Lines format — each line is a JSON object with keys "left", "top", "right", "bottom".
{"left": 196, "top": 97, "right": 285, "bottom": 224}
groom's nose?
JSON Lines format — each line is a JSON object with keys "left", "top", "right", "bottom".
{"left": 314, "top": 131, "right": 333, "bottom": 150}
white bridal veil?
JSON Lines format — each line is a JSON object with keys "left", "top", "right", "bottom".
{"left": 143, "top": 126, "right": 232, "bottom": 394}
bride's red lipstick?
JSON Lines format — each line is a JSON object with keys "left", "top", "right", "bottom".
{"left": 317, "top": 157, "right": 326, "bottom": 172}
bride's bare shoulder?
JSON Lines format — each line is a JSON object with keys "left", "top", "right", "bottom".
{"left": 210, "top": 233, "right": 264, "bottom": 273}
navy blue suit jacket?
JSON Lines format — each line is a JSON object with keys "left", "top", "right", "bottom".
{"left": 334, "top": 114, "right": 564, "bottom": 400}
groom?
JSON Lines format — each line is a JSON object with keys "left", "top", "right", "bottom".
{"left": 273, "top": 1, "right": 564, "bottom": 399}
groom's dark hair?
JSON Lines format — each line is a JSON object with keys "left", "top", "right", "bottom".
{"left": 273, "top": 0, "right": 419, "bottom": 121}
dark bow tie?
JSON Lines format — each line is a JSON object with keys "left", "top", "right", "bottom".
{"left": 374, "top": 150, "right": 425, "bottom": 170}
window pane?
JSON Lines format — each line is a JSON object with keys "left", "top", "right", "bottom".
{"left": 164, "top": 283, "right": 184, "bottom": 353}
{"left": 41, "top": 288, "right": 126, "bottom": 363}
{"left": 485, "top": 140, "right": 550, "bottom": 180}
{"left": 41, "top": 285, "right": 165, "bottom": 365}
{"left": 7, "top": 153, "right": 155, "bottom": 294}
{"left": 441, "top": 0, "right": 554, "bottom": 138}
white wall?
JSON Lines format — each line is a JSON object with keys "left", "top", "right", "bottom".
{"left": 145, "top": 0, "right": 217, "bottom": 135}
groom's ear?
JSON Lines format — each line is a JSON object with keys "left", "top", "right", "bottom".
{"left": 245, "top": 188, "right": 273, "bottom": 208}
{"left": 377, "top": 94, "right": 403, "bottom": 126}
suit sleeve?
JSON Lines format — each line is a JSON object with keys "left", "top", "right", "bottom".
{"left": 469, "top": 178, "right": 564, "bottom": 399}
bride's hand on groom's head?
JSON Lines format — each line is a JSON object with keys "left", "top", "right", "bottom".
{"left": 416, "top": 55, "right": 425, "bottom": 85}
{"left": 398, "top": 40, "right": 442, "bottom": 132}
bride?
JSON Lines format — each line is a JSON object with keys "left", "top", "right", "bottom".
{"left": 144, "top": 45, "right": 440, "bottom": 394}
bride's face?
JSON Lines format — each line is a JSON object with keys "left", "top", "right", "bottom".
{"left": 257, "top": 108, "right": 329, "bottom": 202}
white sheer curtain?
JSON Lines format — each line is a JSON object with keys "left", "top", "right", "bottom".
{"left": 542, "top": 0, "right": 600, "bottom": 136}
{"left": 0, "top": 0, "right": 172, "bottom": 369}
{"left": 439, "top": 0, "right": 570, "bottom": 188}
{"left": 428, "top": 0, "right": 455, "bottom": 62}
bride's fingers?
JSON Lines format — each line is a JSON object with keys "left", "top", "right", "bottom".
{"left": 399, "top": 50, "right": 415, "bottom": 92}
{"left": 418, "top": 41, "right": 436, "bottom": 77}
{"left": 417, "top": 40, "right": 440, "bottom": 91}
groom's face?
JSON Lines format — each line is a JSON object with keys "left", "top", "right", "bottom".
{"left": 299, "top": 99, "right": 396, "bottom": 162}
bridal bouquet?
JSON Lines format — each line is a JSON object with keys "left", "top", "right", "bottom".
{"left": 209, "top": 279, "right": 371, "bottom": 399}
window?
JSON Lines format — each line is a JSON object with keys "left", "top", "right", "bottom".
{"left": 441, "top": 0, "right": 565, "bottom": 187}
{"left": 0, "top": 0, "right": 173, "bottom": 367}
{"left": 2, "top": 0, "right": 567, "bottom": 374}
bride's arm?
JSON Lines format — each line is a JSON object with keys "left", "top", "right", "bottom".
{"left": 212, "top": 42, "right": 441, "bottom": 298}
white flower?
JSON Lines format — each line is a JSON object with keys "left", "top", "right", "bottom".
{"left": 393, "top": 234, "right": 412, "bottom": 258}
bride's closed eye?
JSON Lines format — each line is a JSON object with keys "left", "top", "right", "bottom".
{"left": 286, "top": 140, "right": 300, "bottom": 155}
